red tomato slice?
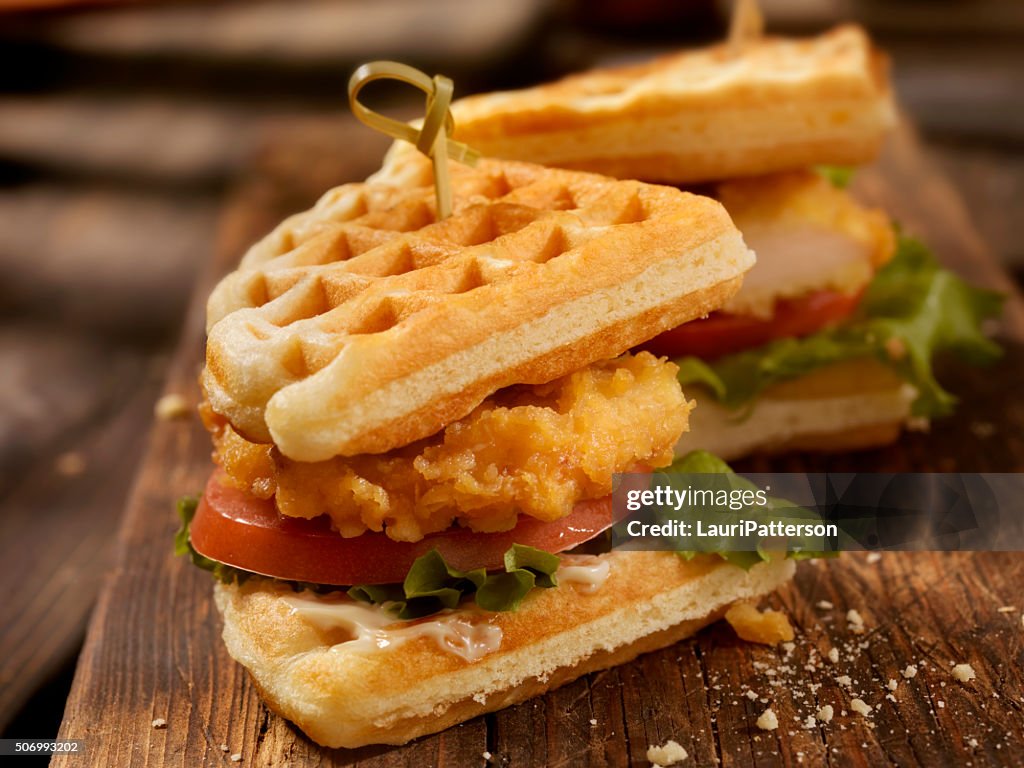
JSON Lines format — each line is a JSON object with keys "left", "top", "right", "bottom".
{"left": 640, "top": 289, "right": 863, "bottom": 361}
{"left": 189, "top": 470, "right": 614, "bottom": 585}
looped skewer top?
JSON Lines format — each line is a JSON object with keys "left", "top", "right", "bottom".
{"left": 348, "top": 61, "right": 481, "bottom": 220}
{"left": 728, "top": 0, "right": 765, "bottom": 54}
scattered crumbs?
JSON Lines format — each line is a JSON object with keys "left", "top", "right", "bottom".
{"left": 746, "top": 690, "right": 759, "bottom": 701}
{"left": 970, "top": 421, "right": 995, "bottom": 438}
{"left": 836, "top": 675, "right": 853, "bottom": 688}
{"left": 866, "top": 552, "right": 882, "bottom": 564}
{"left": 968, "top": 738, "right": 979, "bottom": 748}
{"left": 55, "top": 451, "right": 87, "bottom": 477}
{"left": 816, "top": 705, "right": 834, "bottom": 724}
{"left": 846, "top": 609, "right": 866, "bottom": 634}
{"left": 155, "top": 392, "right": 191, "bottom": 421}
{"left": 482, "top": 751, "right": 492, "bottom": 762}
{"left": 816, "top": 600, "right": 834, "bottom": 610}
{"left": 937, "top": 701, "right": 945, "bottom": 709}
{"left": 151, "top": 718, "right": 167, "bottom": 729}
{"left": 886, "top": 693, "right": 897, "bottom": 703}
{"left": 646, "top": 739, "right": 687, "bottom": 766}
{"left": 850, "top": 698, "right": 873, "bottom": 717}
{"left": 590, "top": 719, "right": 598, "bottom": 726}
{"left": 230, "top": 755, "right": 242, "bottom": 764}
{"left": 725, "top": 603, "right": 794, "bottom": 645}
{"left": 803, "top": 715, "right": 817, "bottom": 729}
{"left": 952, "top": 663, "right": 977, "bottom": 683}
{"left": 220, "top": 744, "right": 229, "bottom": 752}
{"left": 756, "top": 708, "right": 779, "bottom": 731}
{"left": 887, "top": 679, "right": 898, "bottom": 691}
{"left": 903, "top": 665, "right": 918, "bottom": 679}
{"left": 782, "top": 642, "right": 796, "bottom": 653}
{"left": 828, "top": 648, "right": 840, "bottom": 664}
{"left": 997, "top": 606, "right": 1016, "bottom": 613}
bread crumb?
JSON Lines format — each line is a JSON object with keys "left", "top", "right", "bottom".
{"left": 816, "top": 705, "right": 834, "bottom": 724}
{"left": 903, "top": 665, "right": 918, "bottom": 679}
{"left": 220, "top": 744, "right": 229, "bottom": 752}
{"left": 803, "top": 715, "right": 817, "bottom": 729}
{"left": 887, "top": 679, "right": 898, "bottom": 691}
{"left": 782, "top": 642, "right": 796, "bottom": 653}
{"left": 850, "top": 698, "right": 872, "bottom": 716}
{"left": 836, "top": 675, "right": 852, "bottom": 688}
{"left": 590, "top": 718, "right": 598, "bottom": 726}
{"left": 646, "top": 739, "right": 687, "bottom": 765}
{"left": 151, "top": 718, "right": 167, "bottom": 729}
{"left": 846, "top": 609, "right": 866, "bottom": 633}
{"left": 968, "top": 738, "right": 979, "bottom": 748}
{"left": 866, "top": 553, "right": 882, "bottom": 564}
{"left": 952, "top": 663, "right": 976, "bottom": 683}
{"left": 230, "top": 755, "right": 241, "bottom": 763}
{"left": 816, "top": 600, "right": 834, "bottom": 610}
{"left": 997, "top": 606, "right": 1016, "bottom": 613}
{"left": 745, "top": 690, "right": 758, "bottom": 701}
{"left": 55, "top": 451, "right": 87, "bottom": 477}
{"left": 756, "top": 708, "right": 779, "bottom": 731}
{"left": 886, "top": 693, "right": 897, "bottom": 703}
{"left": 937, "top": 700, "right": 945, "bottom": 708}
{"left": 155, "top": 393, "right": 191, "bottom": 421}
{"left": 482, "top": 751, "right": 492, "bottom": 761}
{"left": 725, "top": 603, "right": 794, "bottom": 645}
{"left": 828, "top": 648, "right": 840, "bottom": 664}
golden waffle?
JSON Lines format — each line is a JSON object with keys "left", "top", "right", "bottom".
{"left": 203, "top": 154, "right": 754, "bottom": 461}
{"left": 429, "top": 25, "right": 895, "bottom": 184}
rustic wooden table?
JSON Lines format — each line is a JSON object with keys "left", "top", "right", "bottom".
{"left": 41, "top": 116, "right": 1024, "bottom": 767}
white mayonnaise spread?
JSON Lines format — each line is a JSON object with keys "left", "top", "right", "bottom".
{"left": 283, "top": 594, "right": 503, "bottom": 663}
{"left": 557, "top": 554, "right": 612, "bottom": 594}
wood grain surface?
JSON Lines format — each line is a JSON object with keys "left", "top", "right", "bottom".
{"left": 52, "top": 119, "right": 1024, "bottom": 767}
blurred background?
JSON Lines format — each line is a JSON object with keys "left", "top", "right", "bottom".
{"left": 0, "top": 0, "right": 1022, "bottom": 743}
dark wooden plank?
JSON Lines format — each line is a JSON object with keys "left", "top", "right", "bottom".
{"left": 0, "top": 355, "right": 161, "bottom": 732}
{"left": 53, "top": 118, "right": 1024, "bottom": 767}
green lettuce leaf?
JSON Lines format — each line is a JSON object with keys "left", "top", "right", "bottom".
{"left": 349, "top": 544, "right": 561, "bottom": 618}
{"left": 667, "top": 450, "right": 834, "bottom": 569}
{"left": 815, "top": 165, "right": 856, "bottom": 189}
{"left": 676, "top": 234, "right": 1004, "bottom": 417}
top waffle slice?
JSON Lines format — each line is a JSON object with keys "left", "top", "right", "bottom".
{"left": 438, "top": 25, "right": 895, "bottom": 184}
{"left": 203, "top": 154, "right": 754, "bottom": 461}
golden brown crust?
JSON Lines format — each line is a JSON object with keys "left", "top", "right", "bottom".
{"left": 437, "top": 25, "right": 894, "bottom": 184}
{"left": 215, "top": 553, "right": 795, "bottom": 748}
{"left": 202, "top": 155, "right": 753, "bottom": 461}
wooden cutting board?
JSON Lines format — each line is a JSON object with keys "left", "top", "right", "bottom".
{"left": 52, "top": 117, "right": 1024, "bottom": 767}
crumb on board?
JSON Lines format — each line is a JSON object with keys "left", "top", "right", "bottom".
{"left": 997, "top": 606, "right": 1016, "bottom": 613}
{"left": 646, "top": 739, "right": 687, "bottom": 766}
{"left": 952, "top": 663, "right": 976, "bottom": 683}
{"left": 55, "top": 451, "right": 87, "bottom": 477}
{"left": 482, "top": 751, "right": 492, "bottom": 762}
{"left": 903, "top": 665, "right": 918, "bottom": 679}
{"left": 816, "top": 705, "right": 834, "bottom": 724}
{"left": 230, "top": 755, "right": 241, "bottom": 763}
{"left": 850, "top": 698, "right": 873, "bottom": 717}
{"left": 725, "top": 603, "right": 794, "bottom": 645}
{"left": 155, "top": 393, "right": 191, "bottom": 421}
{"left": 846, "top": 609, "right": 866, "bottom": 634}
{"left": 866, "top": 552, "right": 882, "bottom": 564}
{"left": 756, "top": 708, "right": 779, "bottom": 731}
{"left": 590, "top": 718, "right": 598, "bottom": 726}
{"left": 151, "top": 718, "right": 167, "bottom": 729}
{"left": 887, "top": 679, "right": 898, "bottom": 691}
{"left": 220, "top": 744, "right": 229, "bottom": 752}
{"left": 816, "top": 600, "right": 834, "bottom": 610}
{"left": 828, "top": 648, "right": 840, "bottom": 664}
